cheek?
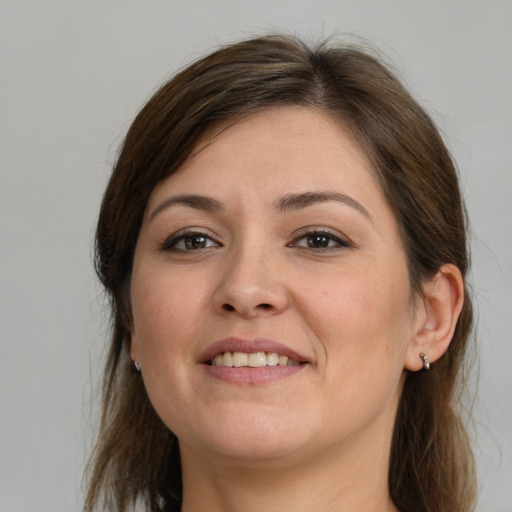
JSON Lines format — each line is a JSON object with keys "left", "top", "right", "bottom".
{"left": 284, "top": 266, "right": 413, "bottom": 437}
{"left": 130, "top": 268, "right": 207, "bottom": 423}
{"left": 130, "top": 266, "right": 206, "bottom": 361}
{"left": 296, "top": 262, "right": 413, "bottom": 365}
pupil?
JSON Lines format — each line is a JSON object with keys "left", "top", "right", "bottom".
{"left": 308, "top": 235, "right": 329, "bottom": 248}
{"left": 185, "top": 235, "right": 206, "bottom": 249}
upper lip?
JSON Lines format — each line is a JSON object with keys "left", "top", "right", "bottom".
{"left": 198, "top": 337, "right": 309, "bottom": 364}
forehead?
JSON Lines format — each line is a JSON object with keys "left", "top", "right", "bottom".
{"left": 147, "top": 107, "right": 384, "bottom": 209}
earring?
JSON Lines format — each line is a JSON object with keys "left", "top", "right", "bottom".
{"left": 134, "top": 361, "right": 142, "bottom": 373}
{"left": 419, "top": 352, "right": 430, "bottom": 371}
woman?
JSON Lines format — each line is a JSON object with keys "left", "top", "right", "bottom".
{"left": 86, "top": 35, "right": 476, "bottom": 512}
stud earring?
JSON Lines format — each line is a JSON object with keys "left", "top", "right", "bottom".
{"left": 419, "top": 352, "right": 430, "bottom": 371}
{"left": 134, "top": 361, "right": 142, "bottom": 373}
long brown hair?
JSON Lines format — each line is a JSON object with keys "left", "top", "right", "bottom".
{"left": 86, "top": 35, "right": 476, "bottom": 512}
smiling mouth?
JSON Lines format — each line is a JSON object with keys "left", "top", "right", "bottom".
{"left": 207, "top": 351, "right": 306, "bottom": 367}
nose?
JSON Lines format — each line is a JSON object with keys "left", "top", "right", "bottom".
{"left": 212, "top": 243, "right": 289, "bottom": 319}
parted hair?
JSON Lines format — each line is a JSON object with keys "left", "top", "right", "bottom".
{"left": 87, "top": 34, "right": 476, "bottom": 512}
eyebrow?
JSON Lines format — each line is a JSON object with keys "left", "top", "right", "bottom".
{"left": 275, "top": 191, "right": 370, "bottom": 219}
{"left": 149, "top": 190, "right": 370, "bottom": 221}
{"left": 149, "top": 194, "right": 223, "bottom": 221}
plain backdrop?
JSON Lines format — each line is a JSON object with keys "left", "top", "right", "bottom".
{"left": 1, "top": 1, "right": 511, "bottom": 511}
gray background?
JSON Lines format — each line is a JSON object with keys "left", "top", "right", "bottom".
{"left": 1, "top": 1, "right": 510, "bottom": 510}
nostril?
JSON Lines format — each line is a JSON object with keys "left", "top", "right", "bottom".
{"left": 221, "top": 303, "right": 273, "bottom": 312}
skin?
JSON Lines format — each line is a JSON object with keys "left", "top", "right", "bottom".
{"left": 129, "top": 107, "right": 463, "bottom": 512}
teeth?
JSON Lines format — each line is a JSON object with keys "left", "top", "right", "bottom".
{"left": 248, "top": 352, "right": 266, "bottom": 367}
{"left": 266, "top": 352, "right": 279, "bottom": 366}
{"left": 223, "top": 351, "right": 234, "bottom": 367}
{"left": 233, "top": 352, "right": 248, "bottom": 367}
{"left": 211, "top": 351, "right": 301, "bottom": 367}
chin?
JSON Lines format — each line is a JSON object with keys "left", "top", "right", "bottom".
{"left": 175, "top": 405, "right": 312, "bottom": 462}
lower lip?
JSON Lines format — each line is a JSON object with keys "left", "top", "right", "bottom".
{"left": 201, "top": 364, "right": 306, "bottom": 384}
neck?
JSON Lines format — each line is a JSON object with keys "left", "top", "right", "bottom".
{"left": 179, "top": 429, "right": 398, "bottom": 512}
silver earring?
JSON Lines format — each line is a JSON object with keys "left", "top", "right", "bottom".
{"left": 134, "top": 361, "right": 142, "bottom": 373}
{"left": 419, "top": 352, "right": 430, "bottom": 371}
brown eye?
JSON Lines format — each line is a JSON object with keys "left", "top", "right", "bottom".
{"left": 307, "top": 234, "right": 331, "bottom": 248}
{"left": 291, "top": 230, "right": 350, "bottom": 250}
{"left": 162, "top": 232, "right": 220, "bottom": 252}
{"left": 184, "top": 235, "right": 208, "bottom": 250}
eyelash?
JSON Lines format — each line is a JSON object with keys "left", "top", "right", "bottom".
{"left": 161, "top": 229, "right": 221, "bottom": 252}
{"left": 289, "top": 229, "right": 351, "bottom": 251}
{"left": 161, "top": 228, "right": 351, "bottom": 253}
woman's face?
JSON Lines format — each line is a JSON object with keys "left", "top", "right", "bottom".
{"left": 130, "top": 107, "right": 421, "bottom": 466}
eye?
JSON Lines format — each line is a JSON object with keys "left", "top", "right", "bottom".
{"left": 162, "top": 230, "right": 221, "bottom": 252}
{"left": 290, "top": 230, "right": 350, "bottom": 250}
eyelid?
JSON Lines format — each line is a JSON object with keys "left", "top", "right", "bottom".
{"left": 288, "top": 227, "right": 353, "bottom": 249}
{"left": 161, "top": 227, "right": 221, "bottom": 251}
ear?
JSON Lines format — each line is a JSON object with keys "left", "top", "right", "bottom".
{"left": 130, "top": 330, "right": 140, "bottom": 363}
{"left": 128, "top": 319, "right": 140, "bottom": 364}
{"left": 405, "top": 264, "right": 464, "bottom": 371}
{"left": 122, "top": 282, "right": 139, "bottom": 363}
